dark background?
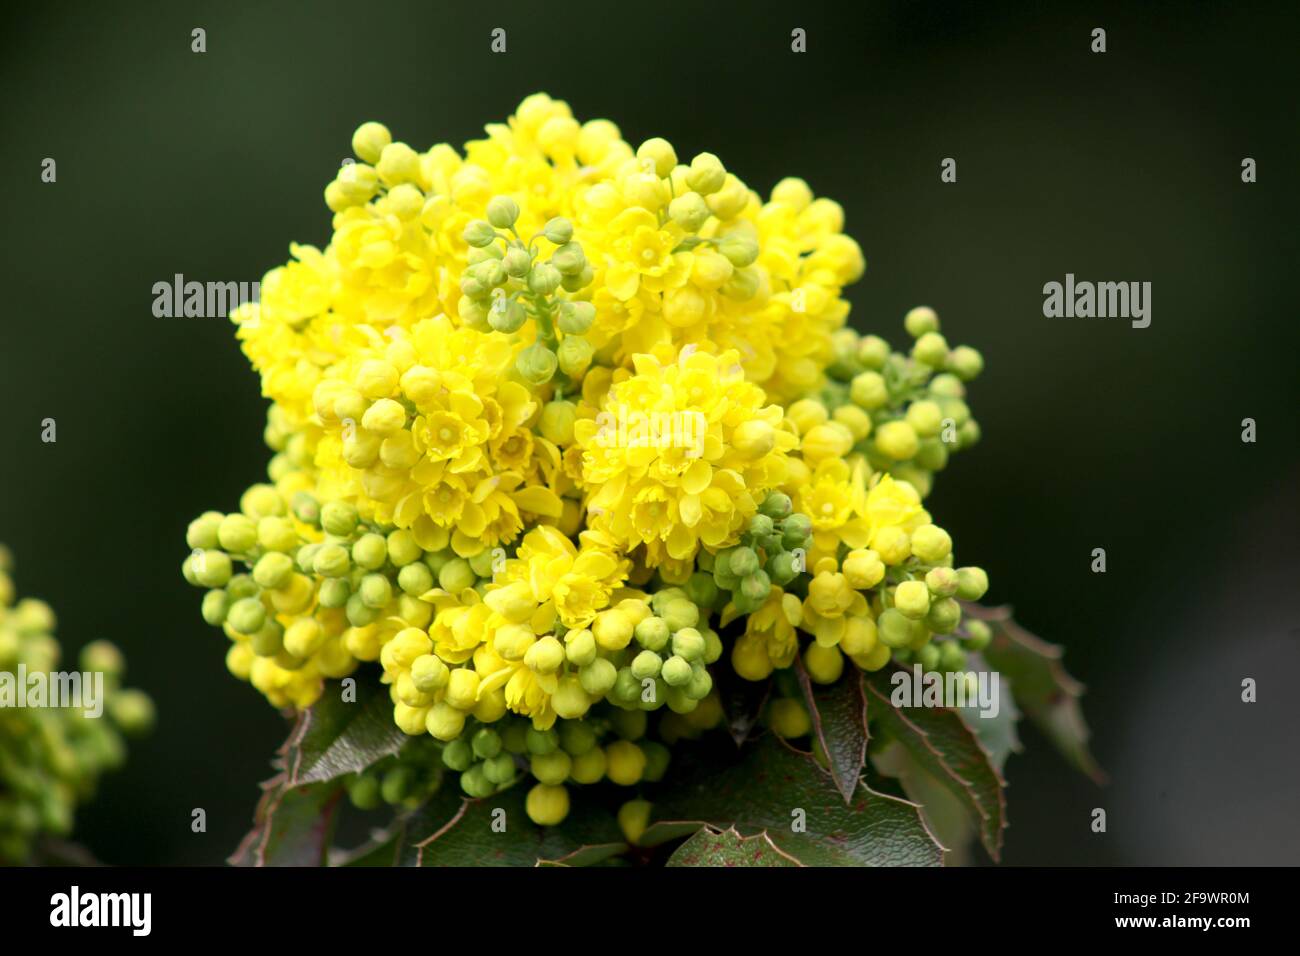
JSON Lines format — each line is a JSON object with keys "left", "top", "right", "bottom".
{"left": 1, "top": 0, "right": 1296, "bottom": 865}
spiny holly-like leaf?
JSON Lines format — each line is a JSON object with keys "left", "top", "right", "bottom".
{"left": 967, "top": 603, "right": 1105, "bottom": 783}
{"left": 282, "top": 677, "right": 408, "bottom": 786}
{"left": 640, "top": 734, "right": 943, "bottom": 866}
{"left": 795, "top": 660, "right": 869, "bottom": 804}
{"left": 666, "top": 825, "right": 798, "bottom": 867}
{"left": 400, "top": 784, "right": 627, "bottom": 867}
{"left": 229, "top": 778, "right": 342, "bottom": 867}
{"left": 864, "top": 669, "right": 1007, "bottom": 860}
{"left": 959, "top": 653, "right": 1023, "bottom": 774}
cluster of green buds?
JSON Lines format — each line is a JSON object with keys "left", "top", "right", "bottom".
{"left": 0, "top": 547, "right": 153, "bottom": 863}
{"left": 345, "top": 736, "right": 443, "bottom": 811}
{"left": 459, "top": 196, "right": 596, "bottom": 389}
{"left": 433, "top": 707, "right": 678, "bottom": 826}
{"left": 182, "top": 469, "right": 505, "bottom": 709}
{"left": 821, "top": 307, "right": 984, "bottom": 498}
{"left": 872, "top": 549, "right": 990, "bottom": 677}
{"left": 658, "top": 145, "right": 764, "bottom": 302}
{"left": 696, "top": 492, "right": 814, "bottom": 615}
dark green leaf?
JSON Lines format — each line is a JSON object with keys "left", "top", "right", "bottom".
{"left": 229, "top": 778, "right": 342, "bottom": 866}
{"left": 864, "top": 669, "right": 1007, "bottom": 860}
{"left": 795, "top": 660, "right": 869, "bottom": 804}
{"left": 968, "top": 604, "right": 1105, "bottom": 783}
{"left": 715, "top": 667, "right": 771, "bottom": 746}
{"left": 284, "top": 678, "right": 408, "bottom": 786}
{"left": 959, "top": 653, "right": 1023, "bottom": 774}
{"left": 641, "top": 734, "right": 943, "bottom": 866}
{"left": 666, "top": 825, "right": 798, "bottom": 866}
{"left": 403, "top": 784, "right": 627, "bottom": 867}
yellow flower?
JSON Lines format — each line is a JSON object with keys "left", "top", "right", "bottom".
{"left": 573, "top": 349, "right": 796, "bottom": 564}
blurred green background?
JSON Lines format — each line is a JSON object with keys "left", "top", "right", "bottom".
{"left": 1, "top": 0, "right": 1296, "bottom": 865}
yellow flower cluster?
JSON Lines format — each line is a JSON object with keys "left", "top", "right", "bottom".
{"left": 186, "top": 95, "right": 992, "bottom": 828}
{"left": 572, "top": 348, "right": 797, "bottom": 565}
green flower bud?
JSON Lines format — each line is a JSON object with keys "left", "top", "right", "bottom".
{"left": 781, "top": 516, "right": 813, "bottom": 551}
{"left": 850, "top": 371, "right": 888, "bottom": 410}
{"left": 726, "top": 546, "right": 758, "bottom": 577}
{"left": 560, "top": 262, "right": 594, "bottom": 292}
{"left": 722, "top": 266, "right": 760, "bottom": 300}
{"left": 671, "top": 628, "right": 706, "bottom": 663}
{"left": 964, "top": 620, "right": 993, "bottom": 652}
{"left": 629, "top": 617, "right": 666, "bottom": 654}
{"left": 411, "top": 654, "right": 449, "bottom": 692}
{"left": 472, "top": 727, "right": 502, "bottom": 760}
{"left": 686, "top": 152, "right": 727, "bottom": 194}
{"left": 611, "top": 666, "right": 642, "bottom": 704}
{"left": 906, "top": 400, "right": 945, "bottom": 439}
{"left": 486, "top": 196, "right": 520, "bottom": 229}
{"left": 313, "top": 543, "right": 352, "bottom": 578}
{"left": 217, "top": 514, "right": 257, "bottom": 554}
{"left": 767, "top": 551, "right": 801, "bottom": 586}
{"left": 579, "top": 657, "right": 618, "bottom": 696}
{"left": 904, "top": 306, "right": 940, "bottom": 338}
{"left": 225, "top": 574, "right": 259, "bottom": 602}
{"left": 928, "top": 372, "right": 965, "bottom": 399}
{"left": 894, "top": 580, "right": 931, "bottom": 619}
{"left": 759, "top": 491, "right": 793, "bottom": 520}
{"left": 686, "top": 664, "right": 714, "bottom": 700}
{"left": 252, "top": 552, "right": 294, "bottom": 589}
{"left": 459, "top": 765, "right": 493, "bottom": 798}
{"left": 442, "top": 739, "right": 473, "bottom": 772}
{"left": 227, "top": 597, "right": 266, "bottom": 635}
{"left": 186, "top": 512, "right": 224, "bottom": 550}
{"left": 397, "top": 562, "right": 433, "bottom": 597}
{"left": 556, "top": 335, "right": 594, "bottom": 378}
{"left": 557, "top": 300, "right": 596, "bottom": 335}
{"left": 877, "top": 608, "right": 913, "bottom": 649}
{"left": 927, "top": 597, "right": 961, "bottom": 634}
{"left": 630, "top": 649, "right": 663, "bottom": 680}
{"left": 925, "top": 566, "right": 959, "bottom": 598}
{"left": 458, "top": 295, "right": 490, "bottom": 329}
{"left": 346, "top": 592, "right": 381, "bottom": 626}
{"left": 668, "top": 192, "right": 710, "bottom": 231}
{"left": 916, "top": 643, "right": 941, "bottom": 672}
{"left": 955, "top": 567, "right": 989, "bottom": 602}
{"left": 702, "top": 628, "right": 723, "bottom": 664}
{"left": 958, "top": 419, "right": 981, "bottom": 449}
{"left": 527, "top": 262, "right": 562, "bottom": 296}
{"left": 914, "top": 438, "right": 949, "bottom": 472}
{"left": 551, "top": 241, "right": 586, "bottom": 276}
{"left": 488, "top": 297, "right": 527, "bottom": 333}
{"left": 543, "top": 217, "right": 574, "bottom": 245}
{"left": 516, "top": 343, "right": 558, "bottom": 386}
{"left": 359, "top": 573, "right": 392, "bottom": 609}
{"left": 438, "top": 558, "right": 476, "bottom": 592}
{"left": 716, "top": 234, "right": 759, "bottom": 268}
{"left": 348, "top": 773, "right": 382, "bottom": 810}
{"left": 740, "top": 570, "right": 771, "bottom": 604}
{"left": 320, "top": 501, "right": 359, "bottom": 537}
{"left": 200, "top": 589, "right": 229, "bottom": 626}
{"left": 318, "top": 577, "right": 350, "bottom": 608}
{"left": 108, "top": 690, "right": 153, "bottom": 735}
{"left": 193, "top": 550, "right": 233, "bottom": 588}
{"left": 467, "top": 549, "right": 498, "bottom": 578}
{"left": 661, "top": 655, "right": 692, "bottom": 687}
{"left": 525, "top": 727, "right": 559, "bottom": 756}
{"left": 502, "top": 245, "right": 533, "bottom": 278}
{"left": 553, "top": 628, "right": 591, "bottom": 667}
{"left": 482, "top": 752, "right": 517, "bottom": 786}
{"left": 856, "top": 334, "right": 890, "bottom": 370}
{"left": 558, "top": 720, "right": 597, "bottom": 757}
{"left": 660, "top": 599, "right": 699, "bottom": 634}
{"left": 947, "top": 345, "right": 984, "bottom": 381}
{"left": 912, "top": 331, "right": 949, "bottom": 368}
{"left": 683, "top": 573, "right": 718, "bottom": 609}
{"left": 636, "top": 137, "right": 677, "bottom": 177}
